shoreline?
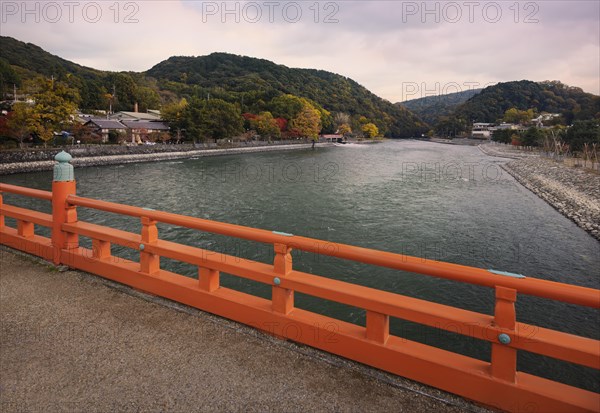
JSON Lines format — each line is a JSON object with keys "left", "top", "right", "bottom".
{"left": 480, "top": 143, "right": 600, "bottom": 242}
{"left": 0, "top": 142, "right": 334, "bottom": 175}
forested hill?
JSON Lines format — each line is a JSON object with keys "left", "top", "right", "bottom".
{"left": 453, "top": 80, "right": 599, "bottom": 123}
{"left": 398, "top": 88, "right": 482, "bottom": 124}
{"left": 146, "top": 53, "right": 427, "bottom": 137}
{"left": 0, "top": 36, "right": 428, "bottom": 138}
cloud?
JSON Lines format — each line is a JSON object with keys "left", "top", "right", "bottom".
{"left": 1, "top": 0, "right": 598, "bottom": 102}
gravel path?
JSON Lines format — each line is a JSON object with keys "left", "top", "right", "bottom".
{"left": 0, "top": 249, "right": 485, "bottom": 413}
{"left": 480, "top": 143, "right": 600, "bottom": 241}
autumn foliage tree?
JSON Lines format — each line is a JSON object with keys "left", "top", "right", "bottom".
{"left": 338, "top": 123, "right": 352, "bottom": 137}
{"left": 290, "top": 103, "right": 322, "bottom": 141}
{"left": 361, "top": 122, "right": 379, "bottom": 139}
{"left": 35, "top": 78, "right": 78, "bottom": 145}
{"left": 6, "top": 103, "right": 34, "bottom": 147}
{"left": 252, "top": 111, "right": 281, "bottom": 139}
{"left": 6, "top": 77, "right": 78, "bottom": 147}
{"left": 503, "top": 107, "right": 535, "bottom": 124}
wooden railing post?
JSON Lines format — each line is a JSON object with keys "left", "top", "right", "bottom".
{"left": 491, "top": 286, "right": 517, "bottom": 383}
{"left": 272, "top": 243, "right": 294, "bottom": 314}
{"left": 51, "top": 151, "right": 78, "bottom": 265}
{"left": 140, "top": 216, "right": 160, "bottom": 275}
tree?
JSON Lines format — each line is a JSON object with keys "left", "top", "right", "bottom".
{"left": 6, "top": 78, "right": 78, "bottom": 147}
{"left": 434, "top": 116, "right": 466, "bottom": 138}
{"left": 492, "top": 129, "right": 513, "bottom": 144}
{"left": 183, "top": 98, "right": 243, "bottom": 143}
{"left": 290, "top": 103, "right": 322, "bottom": 140}
{"left": 503, "top": 107, "right": 535, "bottom": 124}
{"left": 135, "top": 86, "right": 161, "bottom": 112}
{"left": 109, "top": 73, "right": 137, "bottom": 112}
{"left": 0, "top": 58, "right": 21, "bottom": 99}
{"left": 521, "top": 127, "right": 541, "bottom": 147}
{"left": 29, "top": 78, "right": 78, "bottom": 146}
{"left": 361, "top": 122, "right": 379, "bottom": 139}
{"left": 6, "top": 103, "right": 35, "bottom": 147}
{"left": 565, "top": 120, "right": 600, "bottom": 151}
{"left": 270, "top": 94, "right": 305, "bottom": 120}
{"left": 162, "top": 98, "right": 188, "bottom": 143}
{"left": 334, "top": 112, "right": 350, "bottom": 128}
{"left": 338, "top": 123, "right": 352, "bottom": 138}
{"left": 253, "top": 111, "right": 281, "bottom": 139}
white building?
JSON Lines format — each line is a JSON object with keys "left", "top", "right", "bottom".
{"left": 471, "top": 123, "right": 493, "bottom": 139}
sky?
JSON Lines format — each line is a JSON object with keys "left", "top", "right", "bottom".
{"left": 1, "top": 0, "right": 599, "bottom": 102}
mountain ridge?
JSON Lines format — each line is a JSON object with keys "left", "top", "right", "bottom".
{"left": 397, "top": 89, "right": 483, "bottom": 125}
{"left": 0, "top": 36, "right": 427, "bottom": 138}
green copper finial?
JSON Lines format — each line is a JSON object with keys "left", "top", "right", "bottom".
{"left": 53, "top": 151, "right": 74, "bottom": 181}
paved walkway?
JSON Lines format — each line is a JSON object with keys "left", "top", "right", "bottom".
{"left": 0, "top": 248, "right": 487, "bottom": 412}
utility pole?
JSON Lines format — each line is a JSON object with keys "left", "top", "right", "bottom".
{"left": 108, "top": 84, "right": 116, "bottom": 118}
{"left": 13, "top": 84, "right": 17, "bottom": 103}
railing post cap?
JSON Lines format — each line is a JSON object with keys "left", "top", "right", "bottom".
{"left": 53, "top": 150, "right": 74, "bottom": 182}
{"left": 55, "top": 151, "right": 73, "bottom": 163}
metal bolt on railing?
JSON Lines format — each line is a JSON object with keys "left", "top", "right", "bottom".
{"left": 498, "top": 333, "right": 511, "bottom": 345}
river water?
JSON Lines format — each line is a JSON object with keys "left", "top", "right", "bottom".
{"left": 3, "top": 140, "right": 599, "bottom": 391}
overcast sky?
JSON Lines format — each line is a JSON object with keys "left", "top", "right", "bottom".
{"left": 1, "top": 1, "right": 599, "bottom": 102}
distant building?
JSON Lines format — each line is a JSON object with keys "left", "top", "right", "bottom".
{"left": 110, "top": 111, "right": 162, "bottom": 121}
{"left": 494, "top": 123, "right": 518, "bottom": 130}
{"left": 471, "top": 123, "right": 493, "bottom": 139}
{"left": 322, "top": 134, "right": 343, "bottom": 143}
{"left": 83, "top": 119, "right": 128, "bottom": 143}
{"left": 121, "top": 120, "right": 169, "bottom": 143}
{"left": 531, "top": 113, "right": 561, "bottom": 127}
{"left": 84, "top": 118, "right": 169, "bottom": 143}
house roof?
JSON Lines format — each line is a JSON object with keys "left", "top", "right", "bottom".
{"left": 84, "top": 119, "right": 127, "bottom": 129}
{"left": 110, "top": 111, "right": 161, "bottom": 121}
{"left": 121, "top": 120, "right": 170, "bottom": 130}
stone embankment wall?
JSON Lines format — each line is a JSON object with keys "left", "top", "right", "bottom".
{"left": 480, "top": 143, "right": 600, "bottom": 241}
{"left": 0, "top": 141, "right": 327, "bottom": 175}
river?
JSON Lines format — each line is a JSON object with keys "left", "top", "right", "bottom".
{"left": 2, "top": 140, "right": 599, "bottom": 391}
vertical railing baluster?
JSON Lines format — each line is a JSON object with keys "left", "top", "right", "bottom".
{"left": 366, "top": 311, "right": 389, "bottom": 344}
{"left": 491, "top": 286, "right": 517, "bottom": 383}
{"left": 92, "top": 239, "right": 111, "bottom": 259}
{"left": 17, "top": 219, "right": 34, "bottom": 239}
{"left": 0, "top": 191, "right": 4, "bottom": 231}
{"left": 140, "top": 216, "right": 160, "bottom": 275}
{"left": 272, "top": 243, "right": 294, "bottom": 314}
{"left": 199, "top": 267, "right": 220, "bottom": 292}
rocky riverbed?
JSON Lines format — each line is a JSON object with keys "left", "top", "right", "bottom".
{"left": 502, "top": 156, "right": 599, "bottom": 241}
{"left": 0, "top": 143, "right": 331, "bottom": 175}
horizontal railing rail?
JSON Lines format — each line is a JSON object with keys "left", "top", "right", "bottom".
{"left": 65, "top": 193, "right": 599, "bottom": 308}
{"left": 1, "top": 175, "right": 599, "bottom": 413}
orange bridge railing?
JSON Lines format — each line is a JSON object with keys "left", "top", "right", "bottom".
{"left": 1, "top": 153, "right": 598, "bottom": 412}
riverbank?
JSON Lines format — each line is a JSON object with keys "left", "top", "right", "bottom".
{"left": 0, "top": 248, "right": 485, "bottom": 413}
{"left": 0, "top": 142, "right": 333, "bottom": 175}
{"left": 480, "top": 143, "right": 600, "bottom": 241}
